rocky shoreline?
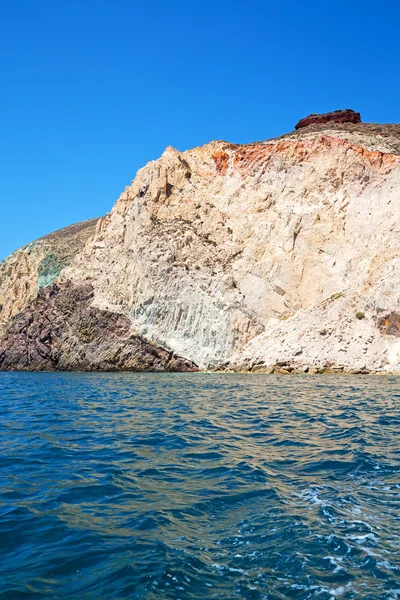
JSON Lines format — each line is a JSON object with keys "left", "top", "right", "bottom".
{"left": 1, "top": 110, "right": 400, "bottom": 373}
{"left": 0, "top": 282, "right": 198, "bottom": 372}
{"left": 219, "top": 364, "right": 395, "bottom": 375}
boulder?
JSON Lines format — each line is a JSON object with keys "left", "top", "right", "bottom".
{"left": 295, "top": 109, "right": 361, "bottom": 130}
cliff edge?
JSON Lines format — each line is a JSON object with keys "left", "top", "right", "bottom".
{"left": 1, "top": 111, "right": 400, "bottom": 373}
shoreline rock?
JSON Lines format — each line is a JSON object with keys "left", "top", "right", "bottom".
{"left": 0, "top": 282, "right": 198, "bottom": 372}
{"left": 1, "top": 113, "right": 400, "bottom": 373}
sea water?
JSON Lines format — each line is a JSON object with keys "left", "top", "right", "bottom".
{"left": 0, "top": 373, "right": 399, "bottom": 599}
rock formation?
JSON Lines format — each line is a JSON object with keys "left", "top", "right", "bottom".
{"left": 0, "top": 219, "right": 98, "bottom": 338}
{"left": 295, "top": 109, "right": 361, "bottom": 130}
{"left": 0, "top": 282, "right": 197, "bottom": 371}
{"left": 1, "top": 111, "right": 400, "bottom": 373}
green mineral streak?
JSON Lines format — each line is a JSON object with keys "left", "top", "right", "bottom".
{"left": 25, "top": 242, "right": 38, "bottom": 255}
{"left": 37, "top": 255, "right": 64, "bottom": 291}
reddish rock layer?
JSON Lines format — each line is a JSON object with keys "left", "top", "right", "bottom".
{"left": 295, "top": 109, "right": 361, "bottom": 130}
{"left": 232, "top": 136, "right": 400, "bottom": 177}
{"left": 212, "top": 151, "right": 229, "bottom": 175}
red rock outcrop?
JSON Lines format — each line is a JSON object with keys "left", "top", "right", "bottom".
{"left": 213, "top": 151, "right": 229, "bottom": 175}
{"left": 295, "top": 109, "right": 361, "bottom": 130}
{"left": 232, "top": 136, "right": 400, "bottom": 177}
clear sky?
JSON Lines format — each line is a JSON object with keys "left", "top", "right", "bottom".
{"left": 1, "top": 0, "right": 399, "bottom": 261}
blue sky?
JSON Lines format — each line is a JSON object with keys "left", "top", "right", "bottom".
{"left": 1, "top": 0, "right": 399, "bottom": 260}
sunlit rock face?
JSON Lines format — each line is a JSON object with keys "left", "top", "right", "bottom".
{"left": 2, "top": 114, "right": 400, "bottom": 371}
{"left": 294, "top": 109, "right": 361, "bottom": 130}
{"left": 0, "top": 282, "right": 198, "bottom": 372}
{"left": 0, "top": 219, "right": 98, "bottom": 338}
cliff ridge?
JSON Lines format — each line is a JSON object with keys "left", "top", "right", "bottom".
{"left": 2, "top": 111, "right": 400, "bottom": 372}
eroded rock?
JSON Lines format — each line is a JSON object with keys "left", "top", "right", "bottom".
{"left": 377, "top": 312, "right": 400, "bottom": 337}
{"left": 0, "top": 282, "right": 198, "bottom": 372}
{"left": 295, "top": 109, "right": 361, "bottom": 130}
{"left": 2, "top": 116, "right": 400, "bottom": 372}
{"left": 0, "top": 218, "right": 99, "bottom": 338}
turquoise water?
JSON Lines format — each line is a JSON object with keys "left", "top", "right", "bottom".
{"left": 0, "top": 373, "right": 399, "bottom": 599}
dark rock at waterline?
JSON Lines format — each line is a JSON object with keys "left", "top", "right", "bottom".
{"left": 0, "top": 282, "right": 198, "bottom": 372}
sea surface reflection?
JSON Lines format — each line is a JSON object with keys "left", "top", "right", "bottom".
{"left": 0, "top": 373, "right": 399, "bottom": 599}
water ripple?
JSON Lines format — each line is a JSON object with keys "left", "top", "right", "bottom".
{"left": 0, "top": 373, "right": 399, "bottom": 599}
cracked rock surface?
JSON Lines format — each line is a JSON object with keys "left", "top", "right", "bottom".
{"left": 0, "top": 219, "right": 99, "bottom": 338}
{"left": 0, "top": 282, "right": 198, "bottom": 372}
{"left": 1, "top": 117, "right": 400, "bottom": 372}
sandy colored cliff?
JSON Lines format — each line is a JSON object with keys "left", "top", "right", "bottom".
{"left": 1, "top": 112, "right": 400, "bottom": 372}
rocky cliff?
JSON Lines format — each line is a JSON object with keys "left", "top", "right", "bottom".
{"left": 0, "top": 219, "right": 99, "bottom": 338}
{"left": 1, "top": 111, "right": 400, "bottom": 372}
{"left": 295, "top": 109, "right": 361, "bottom": 130}
{"left": 0, "top": 282, "right": 197, "bottom": 372}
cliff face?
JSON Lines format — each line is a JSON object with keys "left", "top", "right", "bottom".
{"left": 0, "top": 219, "right": 99, "bottom": 338}
{"left": 2, "top": 114, "right": 400, "bottom": 372}
{"left": 0, "top": 282, "right": 197, "bottom": 372}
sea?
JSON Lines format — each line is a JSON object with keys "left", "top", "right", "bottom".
{"left": 0, "top": 373, "right": 399, "bottom": 599}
